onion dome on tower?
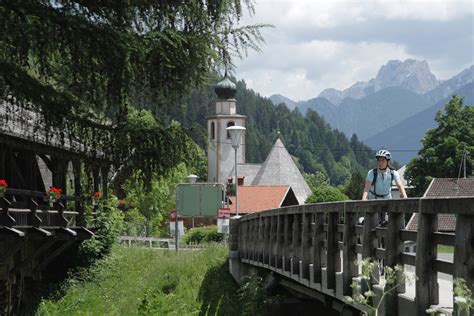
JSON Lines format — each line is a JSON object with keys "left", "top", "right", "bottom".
{"left": 214, "top": 75, "right": 237, "bottom": 99}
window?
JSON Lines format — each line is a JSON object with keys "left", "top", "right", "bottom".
{"left": 210, "top": 122, "right": 215, "bottom": 140}
{"left": 226, "top": 121, "right": 235, "bottom": 138}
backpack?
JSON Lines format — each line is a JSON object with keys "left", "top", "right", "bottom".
{"left": 371, "top": 168, "right": 394, "bottom": 196}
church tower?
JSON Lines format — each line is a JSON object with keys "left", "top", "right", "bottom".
{"left": 207, "top": 76, "right": 246, "bottom": 183}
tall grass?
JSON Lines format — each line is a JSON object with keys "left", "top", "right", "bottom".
{"left": 36, "top": 245, "right": 241, "bottom": 315}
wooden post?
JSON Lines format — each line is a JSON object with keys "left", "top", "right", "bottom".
{"left": 72, "top": 160, "right": 85, "bottom": 227}
{"left": 326, "top": 212, "right": 338, "bottom": 290}
{"left": 275, "top": 212, "right": 282, "bottom": 269}
{"left": 262, "top": 216, "right": 271, "bottom": 264}
{"left": 0, "top": 144, "right": 6, "bottom": 178}
{"left": 383, "top": 209, "right": 406, "bottom": 316}
{"left": 301, "top": 211, "right": 311, "bottom": 280}
{"left": 100, "top": 166, "right": 109, "bottom": 199}
{"left": 252, "top": 218, "right": 258, "bottom": 261}
{"left": 453, "top": 214, "right": 474, "bottom": 315}
{"left": 415, "top": 202, "right": 438, "bottom": 315}
{"left": 269, "top": 214, "right": 276, "bottom": 267}
{"left": 258, "top": 215, "right": 264, "bottom": 263}
{"left": 93, "top": 166, "right": 100, "bottom": 212}
{"left": 342, "top": 204, "right": 358, "bottom": 296}
{"left": 291, "top": 213, "right": 301, "bottom": 275}
{"left": 283, "top": 213, "right": 292, "bottom": 272}
{"left": 362, "top": 208, "right": 379, "bottom": 284}
{"left": 312, "top": 212, "right": 324, "bottom": 284}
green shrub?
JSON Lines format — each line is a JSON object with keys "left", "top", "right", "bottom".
{"left": 306, "top": 185, "right": 349, "bottom": 203}
{"left": 78, "top": 195, "right": 124, "bottom": 265}
{"left": 183, "top": 225, "right": 222, "bottom": 244}
{"left": 238, "top": 275, "right": 277, "bottom": 316}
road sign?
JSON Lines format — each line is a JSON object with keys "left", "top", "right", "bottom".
{"left": 176, "top": 183, "right": 225, "bottom": 217}
{"left": 217, "top": 208, "right": 231, "bottom": 233}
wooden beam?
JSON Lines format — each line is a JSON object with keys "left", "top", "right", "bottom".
{"left": 415, "top": 209, "right": 439, "bottom": 314}
{"left": 34, "top": 240, "right": 75, "bottom": 272}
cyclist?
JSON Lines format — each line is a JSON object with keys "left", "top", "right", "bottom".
{"left": 362, "top": 149, "right": 407, "bottom": 200}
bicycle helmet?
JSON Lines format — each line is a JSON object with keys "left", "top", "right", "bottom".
{"left": 375, "top": 149, "right": 391, "bottom": 160}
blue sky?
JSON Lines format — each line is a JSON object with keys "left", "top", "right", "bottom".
{"left": 234, "top": 0, "right": 474, "bottom": 101}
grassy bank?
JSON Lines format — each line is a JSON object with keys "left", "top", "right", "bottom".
{"left": 37, "top": 245, "right": 241, "bottom": 315}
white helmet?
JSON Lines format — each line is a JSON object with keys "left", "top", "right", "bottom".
{"left": 375, "top": 149, "right": 391, "bottom": 160}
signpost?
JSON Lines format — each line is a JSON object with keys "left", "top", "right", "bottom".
{"left": 217, "top": 208, "right": 231, "bottom": 234}
{"left": 169, "top": 210, "right": 184, "bottom": 252}
{"left": 175, "top": 183, "right": 225, "bottom": 217}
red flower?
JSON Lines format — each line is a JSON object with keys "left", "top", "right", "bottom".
{"left": 48, "top": 186, "right": 62, "bottom": 198}
{"left": 0, "top": 180, "right": 8, "bottom": 188}
{"left": 93, "top": 191, "right": 101, "bottom": 198}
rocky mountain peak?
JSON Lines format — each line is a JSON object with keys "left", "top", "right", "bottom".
{"left": 373, "top": 59, "right": 439, "bottom": 94}
{"left": 317, "top": 59, "right": 440, "bottom": 104}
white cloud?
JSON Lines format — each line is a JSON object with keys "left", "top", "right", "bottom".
{"left": 234, "top": 0, "right": 474, "bottom": 101}
{"left": 236, "top": 40, "right": 414, "bottom": 100}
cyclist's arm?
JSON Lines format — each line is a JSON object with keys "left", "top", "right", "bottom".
{"left": 362, "top": 180, "right": 371, "bottom": 200}
{"left": 396, "top": 179, "right": 407, "bottom": 198}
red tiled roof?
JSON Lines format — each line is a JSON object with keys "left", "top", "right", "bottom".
{"left": 228, "top": 185, "right": 291, "bottom": 214}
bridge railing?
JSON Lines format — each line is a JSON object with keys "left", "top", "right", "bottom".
{"left": 230, "top": 197, "right": 474, "bottom": 315}
{"left": 0, "top": 188, "right": 95, "bottom": 238}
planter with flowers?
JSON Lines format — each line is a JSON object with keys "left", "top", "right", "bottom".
{"left": 0, "top": 180, "right": 7, "bottom": 198}
{"left": 91, "top": 191, "right": 101, "bottom": 206}
{"left": 47, "top": 186, "right": 62, "bottom": 207}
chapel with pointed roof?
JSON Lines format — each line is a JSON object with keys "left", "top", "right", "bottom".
{"left": 207, "top": 76, "right": 311, "bottom": 206}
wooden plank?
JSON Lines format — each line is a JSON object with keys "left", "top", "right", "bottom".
{"left": 342, "top": 209, "right": 357, "bottom": 296}
{"left": 453, "top": 214, "right": 474, "bottom": 315}
{"left": 401, "top": 253, "right": 416, "bottom": 266}
{"left": 433, "top": 232, "right": 455, "bottom": 246}
{"left": 400, "top": 229, "right": 417, "bottom": 242}
{"left": 312, "top": 213, "right": 324, "bottom": 284}
{"left": 326, "top": 212, "right": 338, "bottom": 290}
{"left": 434, "top": 259, "right": 453, "bottom": 275}
{"left": 34, "top": 240, "right": 75, "bottom": 272}
{"left": 415, "top": 211, "right": 439, "bottom": 315}
{"left": 419, "top": 197, "right": 474, "bottom": 215}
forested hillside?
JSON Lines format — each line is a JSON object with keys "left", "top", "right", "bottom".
{"left": 165, "top": 79, "right": 373, "bottom": 186}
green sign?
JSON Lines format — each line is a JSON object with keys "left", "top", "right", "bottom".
{"left": 176, "top": 183, "right": 225, "bottom": 216}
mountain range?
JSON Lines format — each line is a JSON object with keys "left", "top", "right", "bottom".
{"left": 270, "top": 59, "right": 474, "bottom": 164}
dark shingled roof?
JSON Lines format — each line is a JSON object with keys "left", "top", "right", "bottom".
{"left": 406, "top": 178, "right": 474, "bottom": 232}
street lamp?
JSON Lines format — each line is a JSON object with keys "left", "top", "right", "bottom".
{"left": 187, "top": 174, "right": 199, "bottom": 184}
{"left": 226, "top": 125, "right": 245, "bottom": 216}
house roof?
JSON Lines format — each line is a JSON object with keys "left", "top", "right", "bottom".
{"left": 406, "top": 178, "right": 474, "bottom": 232}
{"left": 251, "top": 138, "right": 311, "bottom": 204}
{"left": 228, "top": 185, "right": 293, "bottom": 214}
{"left": 406, "top": 213, "right": 457, "bottom": 232}
{"left": 228, "top": 163, "right": 262, "bottom": 186}
{"left": 423, "top": 178, "right": 474, "bottom": 197}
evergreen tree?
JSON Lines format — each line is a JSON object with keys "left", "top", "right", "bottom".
{"left": 405, "top": 95, "right": 474, "bottom": 196}
{"left": 344, "top": 171, "right": 365, "bottom": 200}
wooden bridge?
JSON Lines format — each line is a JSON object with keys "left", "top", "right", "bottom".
{"left": 228, "top": 197, "right": 474, "bottom": 316}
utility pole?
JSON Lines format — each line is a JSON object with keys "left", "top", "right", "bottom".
{"left": 463, "top": 146, "right": 467, "bottom": 178}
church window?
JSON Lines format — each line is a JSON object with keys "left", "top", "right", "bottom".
{"left": 210, "top": 122, "right": 215, "bottom": 139}
{"left": 226, "top": 121, "right": 235, "bottom": 138}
